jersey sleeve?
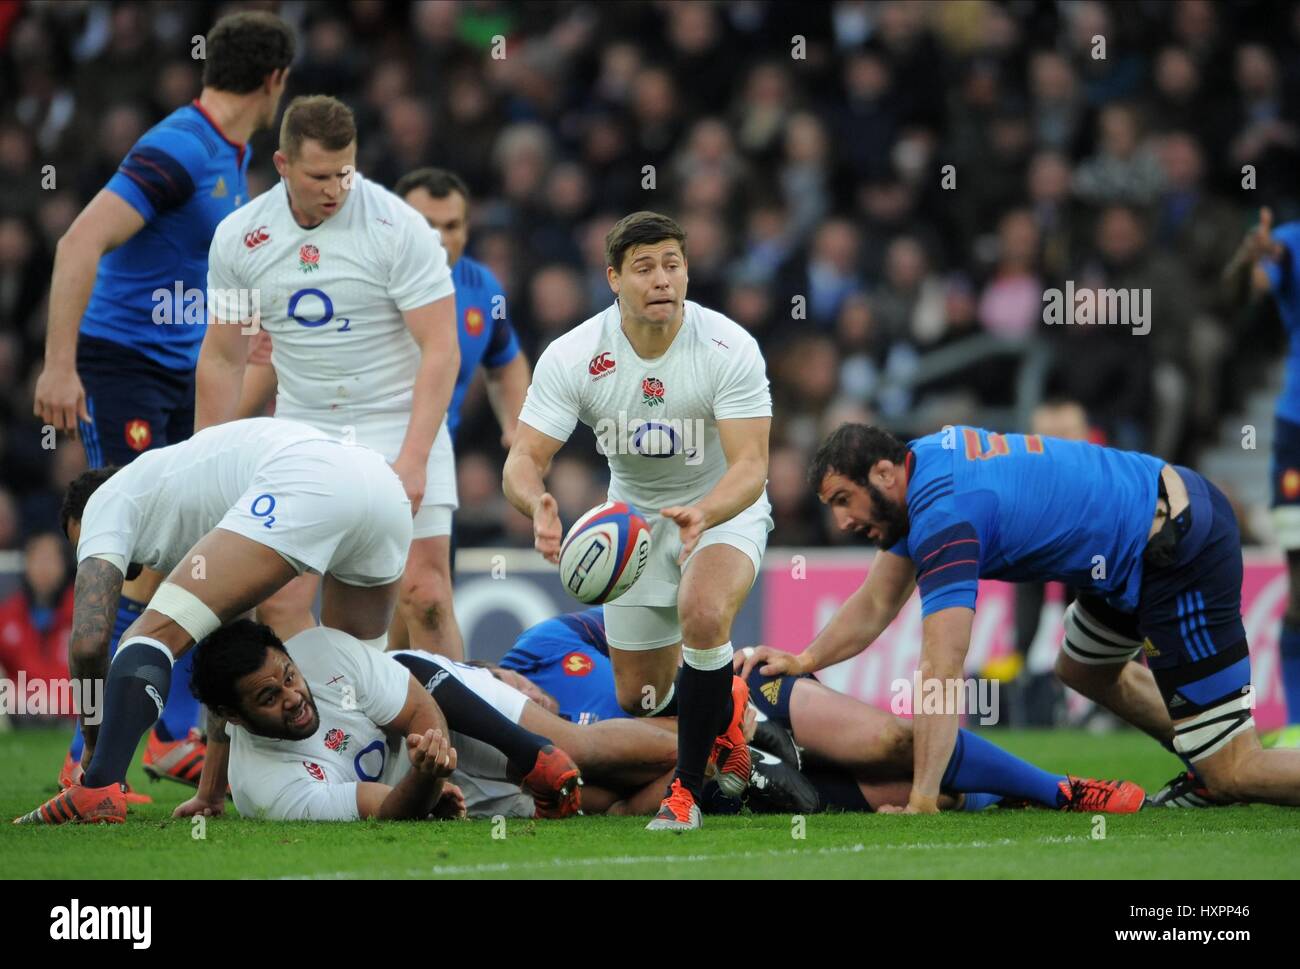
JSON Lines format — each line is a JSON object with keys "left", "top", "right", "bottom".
{"left": 517, "top": 340, "right": 580, "bottom": 442}
{"left": 322, "top": 629, "right": 410, "bottom": 728}
{"left": 388, "top": 207, "right": 455, "bottom": 312}
{"left": 206, "top": 222, "right": 246, "bottom": 323}
{"left": 482, "top": 269, "right": 521, "bottom": 368}
{"left": 712, "top": 335, "right": 772, "bottom": 421}
{"left": 1265, "top": 222, "right": 1300, "bottom": 299}
{"left": 74, "top": 489, "right": 139, "bottom": 569}
{"left": 908, "top": 497, "right": 982, "bottom": 615}
{"left": 254, "top": 770, "right": 361, "bottom": 821}
{"left": 106, "top": 128, "right": 204, "bottom": 223}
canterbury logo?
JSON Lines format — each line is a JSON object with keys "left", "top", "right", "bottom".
{"left": 759, "top": 679, "right": 783, "bottom": 705}
{"left": 425, "top": 670, "right": 449, "bottom": 692}
{"left": 243, "top": 226, "right": 270, "bottom": 249}
{"left": 588, "top": 352, "right": 616, "bottom": 377}
{"left": 144, "top": 685, "right": 164, "bottom": 716}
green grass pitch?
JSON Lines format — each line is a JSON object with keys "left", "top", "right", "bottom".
{"left": 3, "top": 726, "right": 1299, "bottom": 879}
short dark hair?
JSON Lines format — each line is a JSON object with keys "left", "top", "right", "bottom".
{"left": 809, "top": 423, "right": 908, "bottom": 489}
{"left": 279, "top": 95, "right": 356, "bottom": 159}
{"left": 394, "top": 167, "right": 470, "bottom": 205}
{"left": 605, "top": 211, "right": 687, "bottom": 272}
{"left": 190, "top": 619, "right": 288, "bottom": 715}
{"left": 61, "top": 467, "right": 120, "bottom": 537}
{"left": 202, "top": 12, "right": 296, "bottom": 94}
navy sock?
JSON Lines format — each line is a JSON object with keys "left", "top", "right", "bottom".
{"left": 69, "top": 596, "right": 144, "bottom": 761}
{"left": 82, "top": 639, "right": 173, "bottom": 788}
{"left": 1281, "top": 623, "right": 1300, "bottom": 725}
{"left": 390, "top": 653, "right": 550, "bottom": 776}
{"left": 674, "top": 662, "right": 733, "bottom": 799}
{"left": 961, "top": 792, "right": 1003, "bottom": 811}
{"left": 942, "top": 728, "right": 1066, "bottom": 807}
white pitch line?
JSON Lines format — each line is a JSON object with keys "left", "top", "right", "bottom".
{"left": 271, "top": 834, "right": 1105, "bottom": 880}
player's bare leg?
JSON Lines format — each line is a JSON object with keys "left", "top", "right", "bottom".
{"left": 320, "top": 572, "right": 402, "bottom": 643}
{"left": 648, "top": 544, "right": 755, "bottom": 829}
{"left": 395, "top": 534, "right": 464, "bottom": 660}
{"left": 609, "top": 642, "right": 681, "bottom": 716}
{"left": 1055, "top": 652, "right": 1175, "bottom": 744}
{"left": 518, "top": 701, "right": 677, "bottom": 787}
{"left": 1182, "top": 723, "right": 1300, "bottom": 806}
{"left": 255, "top": 572, "right": 320, "bottom": 642}
{"left": 788, "top": 677, "right": 913, "bottom": 776}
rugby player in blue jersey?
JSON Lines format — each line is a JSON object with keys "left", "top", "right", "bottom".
{"left": 746, "top": 423, "right": 1300, "bottom": 811}
{"left": 1225, "top": 207, "right": 1300, "bottom": 751}
{"left": 32, "top": 11, "right": 294, "bottom": 794}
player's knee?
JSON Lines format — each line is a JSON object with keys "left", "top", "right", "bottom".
{"left": 1194, "top": 758, "right": 1247, "bottom": 802}
{"left": 616, "top": 680, "right": 661, "bottom": 717}
{"left": 399, "top": 571, "right": 451, "bottom": 622}
{"left": 679, "top": 602, "right": 731, "bottom": 650}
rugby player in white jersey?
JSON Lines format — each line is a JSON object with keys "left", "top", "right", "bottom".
{"left": 195, "top": 95, "right": 462, "bottom": 656}
{"left": 14, "top": 418, "right": 415, "bottom": 825}
{"left": 504, "top": 212, "right": 773, "bottom": 830}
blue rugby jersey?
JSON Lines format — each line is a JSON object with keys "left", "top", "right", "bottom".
{"left": 447, "top": 254, "right": 520, "bottom": 435}
{"left": 887, "top": 427, "right": 1165, "bottom": 615}
{"left": 1264, "top": 222, "right": 1300, "bottom": 425}
{"left": 499, "top": 609, "right": 629, "bottom": 724}
{"left": 81, "top": 100, "right": 250, "bottom": 372}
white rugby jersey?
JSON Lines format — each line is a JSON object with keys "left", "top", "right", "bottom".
{"left": 206, "top": 172, "right": 454, "bottom": 423}
{"left": 226, "top": 626, "right": 410, "bottom": 822}
{"left": 518, "top": 300, "right": 772, "bottom": 513}
{"left": 75, "top": 418, "right": 330, "bottom": 574}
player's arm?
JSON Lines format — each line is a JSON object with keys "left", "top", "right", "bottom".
{"left": 907, "top": 606, "right": 975, "bottom": 813}
{"left": 503, "top": 422, "right": 567, "bottom": 563}
{"left": 742, "top": 548, "right": 916, "bottom": 679}
{"left": 34, "top": 191, "right": 146, "bottom": 432}
{"left": 236, "top": 361, "right": 278, "bottom": 418}
{"left": 395, "top": 294, "right": 459, "bottom": 512}
{"left": 360, "top": 674, "right": 455, "bottom": 820}
{"left": 66, "top": 557, "right": 126, "bottom": 760}
{"left": 1223, "top": 206, "right": 1287, "bottom": 305}
{"left": 355, "top": 728, "right": 458, "bottom": 820}
{"left": 485, "top": 354, "right": 532, "bottom": 449}
{"left": 662, "top": 416, "right": 769, "bottom": 563}
{"left": 174, "top": 706, "right": 231, "bottom": 819}
{"left": 195, "top": 235, "right": 257, "bottom": 430}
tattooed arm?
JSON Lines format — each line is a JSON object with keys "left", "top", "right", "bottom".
{"left": 68, "top": 557, "right": 124, "bottom": 761}
{"left": 174, "top": 706, "right": 229, "bottom": 818}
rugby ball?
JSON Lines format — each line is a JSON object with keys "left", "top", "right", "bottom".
{"left": 558, "top": 501, "right": 652, "bottom": 604}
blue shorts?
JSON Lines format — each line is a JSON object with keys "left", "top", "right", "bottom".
{"left": 745, "top": 668, "right": 807, "bottom": 729}
{"left": 76, "top": 336, "right": 195, "bottom": 468}
{"left": 1079, "top": 468, "right": 1251, "bottom": 717}
{"left": 1271, "top": 415, "right": 1300, "bottom": 508}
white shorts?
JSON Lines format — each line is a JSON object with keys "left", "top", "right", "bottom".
{"left": 388, "top": 650, "right": 534, "bottom": 817}
{"left": 604, "top": 497, "right": 771, "bottom": 652}
{"left": 276, "top": 408, "right": 458, "bottom": 539}
{"left": 216, "top": 439, "right": 412, "bottom": 587}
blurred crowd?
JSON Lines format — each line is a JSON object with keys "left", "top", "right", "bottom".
{"left": 3, "top": 0, "right": 1300, "bottom": 580}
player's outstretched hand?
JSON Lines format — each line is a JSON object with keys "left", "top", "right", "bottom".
{"left": 878, "top": 795, "right": 940, "bottom": 815}
{"left": 408, "top": 728, "right": 457, "bottom": 779}
{"left": 734, "top": 645, "right": 807, "bottom": 680}
{"left": 33, "top": 365, "right": 90, "bottom": 435}
{"left": 431, "top": 782, "right": 467, "bottom": 820}
{"left": 660, "top": 505, "right": 706, "bottom": 565}
{"left": 172, "top": 794, "right": 226, "bottom": 819}
{"left": 534, "top": 492, "right": 562, "bottom": 564}
{"left": 391, "top": 456, "right": 427, "bottom": 516}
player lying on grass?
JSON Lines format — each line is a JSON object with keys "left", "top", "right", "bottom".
{"left": 177, "top": 619, "right": 681, "bottom": 820}
{"left": 14, "top": 418, "right": 416, "bottom": 825}
{"left": 502, "top": 608, "right": 1146, "bottom": 813}
{"left": 748, "top": 423, "right": 1300, "bottom": 813}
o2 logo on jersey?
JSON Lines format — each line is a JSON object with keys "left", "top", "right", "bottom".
{"left": 288, "top": 288, "right": 352, "bottom": 332}
{"left": 353, "top": 740, "right": 387, "bottom": 782}
{"left": 251, "top": 493, "right": 276, "bottom": 528}
{"left": 631, "top": 420, "right": 699, "bottom": 463}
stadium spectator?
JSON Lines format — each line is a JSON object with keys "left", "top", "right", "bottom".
{"left": 0, "top": 532, "right": 75, "bottom": 714}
